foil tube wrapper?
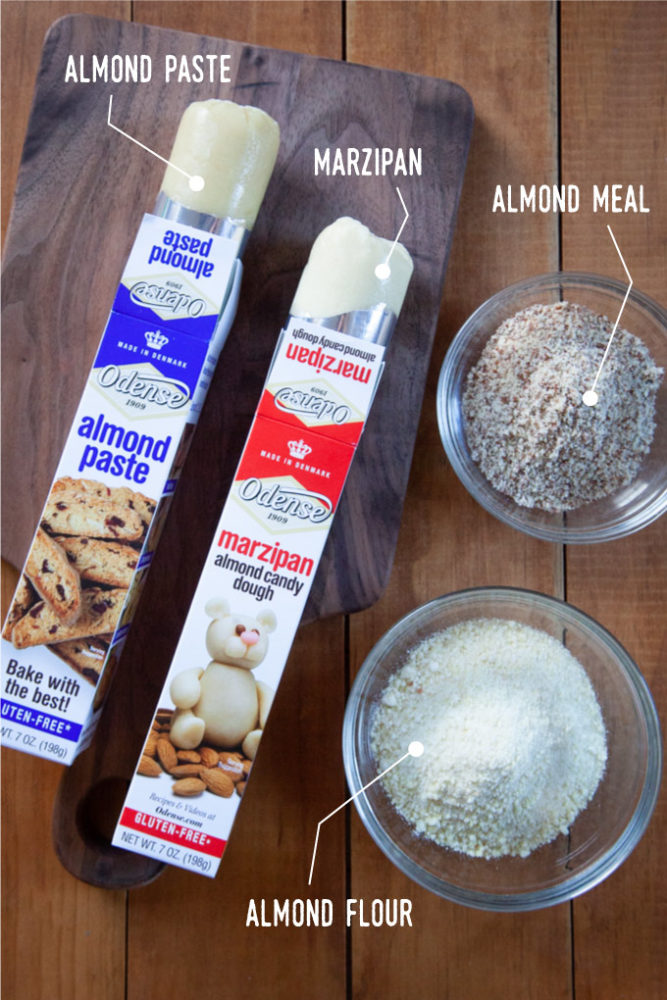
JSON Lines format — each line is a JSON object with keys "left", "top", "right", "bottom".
{"left": 153, "top": 191, "right": 250, "bottom": 255}
{"left": 289, "top": 303, "right": 398, "bottom": 347}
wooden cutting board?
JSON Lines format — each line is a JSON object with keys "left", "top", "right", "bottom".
{"left": 1, "top": 15, "right": 472, "bottom": 887}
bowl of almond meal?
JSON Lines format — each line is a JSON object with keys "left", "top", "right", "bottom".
{"left": 437, "top": 272, "right": 666, "bottom": 542}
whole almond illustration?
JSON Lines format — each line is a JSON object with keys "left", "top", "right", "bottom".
{"left": 170, "top": 764, "right": 204, "bottom": 778}
{"left": 201, "top": 769, "right": 234, "bottom": 798}
{"left": 138, "top": 754, "right": 161, "bottom": 777}
{"left": 199, "top": 747, "right": 219, "bottom": 768}
{"left": 157, "top": 738, "right": 178, "bottom": 772}
{"left": 144, "top": 731, "right": 159, "bottom": 757}
{"left": 177, "top": 750, "right": 201, "bottom": 764}
{"left": 172, "top": 777, "right": 205, "bottom": 797}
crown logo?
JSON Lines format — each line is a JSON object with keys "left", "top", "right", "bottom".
{"left": 145, "top": 329, "right": 169, "bottom": 350}
{"left": 287, "top": 439, "right": 312, "bottom": 460}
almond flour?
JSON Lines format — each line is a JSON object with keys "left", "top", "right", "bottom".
{"left": 371, "top": 619, "right": 607, "bottom": 859}
{"left": 462, "top": 301, "right": 663, "bottom": 511}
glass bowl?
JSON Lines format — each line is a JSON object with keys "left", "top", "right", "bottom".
{"left": 342, "top": 588, "right": 661, "bottom": 911}
{"left": 437, "top": 273, "right": 667, "bottom": 542}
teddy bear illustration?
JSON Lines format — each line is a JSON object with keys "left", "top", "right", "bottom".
{"left": 169, "top": 597, "right": 277, "bottom": 760}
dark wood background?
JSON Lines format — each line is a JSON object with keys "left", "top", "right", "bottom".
{"left": 2, "top": 3, "right": 665, "bottom": 999}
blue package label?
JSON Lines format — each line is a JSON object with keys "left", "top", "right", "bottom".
{"left": 94, "top": 311, "right": 210, "bottom": 405}
{"left": 113, "top": 213, "right": 238, "bottom": 340}
{"left": 1, "top": 699, "right": 83, "bottom": 742}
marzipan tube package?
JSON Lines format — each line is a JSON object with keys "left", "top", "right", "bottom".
{"left": 112, "top": 217, "right": 413, "bottom": 876}
{"left": 1, "top": 101, "right": 280, "bottom": 764}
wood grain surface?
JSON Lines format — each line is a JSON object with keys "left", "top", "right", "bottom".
{"left": 560, "top": 6, "right": 667, "bottom": 1000}
{"left": 2, "top": 2, "right": 666, "bottom": 1000}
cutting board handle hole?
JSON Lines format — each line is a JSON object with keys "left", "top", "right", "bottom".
{"left": 75, "top": 777, "right": 129, "bottom": 848}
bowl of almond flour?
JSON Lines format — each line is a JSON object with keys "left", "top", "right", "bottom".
{"left": 437, "top": 273, "right": 666, "bottom": 542}
{"left": 343, "top": 589, "right": 661, "bottom": 911}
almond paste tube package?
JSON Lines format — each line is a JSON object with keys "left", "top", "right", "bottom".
{"left": 1, "top": 100, "right": 280, "bottom": 764}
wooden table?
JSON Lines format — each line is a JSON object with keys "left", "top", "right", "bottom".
{"left": 2, "top": 3, "right": 665, "bottom": 998}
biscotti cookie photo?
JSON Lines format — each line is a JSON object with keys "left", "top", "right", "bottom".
{"left": 4, "top": 476, "right": 152, "bottom": 659}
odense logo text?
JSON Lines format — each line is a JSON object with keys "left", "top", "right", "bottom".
{"left": 97, "top": 365, "right": 190, "bottom": 409}
{"left": 239, "top": 478, "right": 333, "bottom": 523}
{"left": 130, "top": 280, "right": 206, "bottom": 318}
{"left": 274, "top": 386, "right": 351, "bottom": 425}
